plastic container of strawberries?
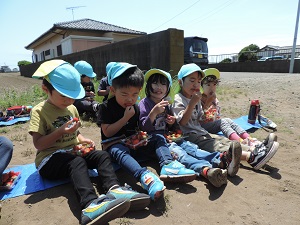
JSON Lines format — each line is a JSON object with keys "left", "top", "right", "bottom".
{"left": 0, "top": 171, "right": 21, "bottom": 191}
{"left": 164, "top": 131, "right": 184, "bottom": 143}
{"left": 72, "top": 143, "right": 95, "bottom": 157}
{"left": 124, "top": 131, "right": 150, "bottom": 150}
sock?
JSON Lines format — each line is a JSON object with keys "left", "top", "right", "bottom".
{"left": 229, "top": 132, "right": 240, "bottom": 141}
{"left": 245, "top": 152, "right": 252, "bottom": 162}
{"left": 202, "top": 167, "right": 210, "bottom": 178}
{"left": 240, "top": 132, "right": 250, "bottom": 139}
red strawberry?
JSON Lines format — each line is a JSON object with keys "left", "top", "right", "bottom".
{"left": 73, "top": 117, "right": 79, "bottom": 122}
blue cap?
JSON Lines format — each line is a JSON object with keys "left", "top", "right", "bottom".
{"left": 47, "top": 63, "right": 85, "bottom": 99}
{"left": 178, "top": 63, "right": 205, "bottom": 80}
{"left": 144, "top": 69, "right": 172, "bottom": 87}
{"left": 106, "top": 62, "right": 137, "bottom": 85}
{"left": 74, "top": 60, "right": 96, "bottom": 78}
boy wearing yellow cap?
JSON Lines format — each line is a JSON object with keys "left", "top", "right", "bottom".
{"left": 28, "top": 60, "right": 150, "bottom": 225}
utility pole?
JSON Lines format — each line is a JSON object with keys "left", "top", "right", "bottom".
{"left": 289, "top": 0, "right": 300, "bottom": 73}
{"left": 66, "top": 6, "right": 86, "bottom": 20}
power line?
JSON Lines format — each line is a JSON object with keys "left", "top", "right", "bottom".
{"left": 150, "top": 0, "right": 201, "bottom": 32}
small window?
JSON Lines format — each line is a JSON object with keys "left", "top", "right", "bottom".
{"left": 45, "top": 49, "right": 50, "bottom": 56}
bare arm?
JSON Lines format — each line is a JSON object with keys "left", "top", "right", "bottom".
{"left": 31, "top": 120, "right": 81, "bottom": 151}
{"left": 179, "top": 92, "right": 202, "bottom": 126}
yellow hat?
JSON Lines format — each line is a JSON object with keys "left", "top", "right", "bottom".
{"left": 202, "top": 68, "right": 220, "bottom": 80}
{"left": 32, "top": 59, "right": 67, "bottom": 78}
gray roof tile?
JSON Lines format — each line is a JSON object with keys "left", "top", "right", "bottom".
{"left": 54, "top": 18, "right": 146, "bottom": 35}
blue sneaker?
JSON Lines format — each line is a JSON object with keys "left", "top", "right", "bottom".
{"left": 140, "top": 170, "right": 165, "bottom": 201}
{"left": 81, "top": 194, "right": 130, "bottom": 225}
{"left": 106, "top": 184, "right": 150, "bottom": 211}
{"left": 160, "top": 160, "right": 197, "bottom": 183}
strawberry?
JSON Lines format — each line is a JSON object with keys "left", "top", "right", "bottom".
{"left": 73, "top": 117, "right": 79, "bottom": 122}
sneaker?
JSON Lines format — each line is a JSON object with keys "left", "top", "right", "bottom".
{"left": 81, "top": 194, "right": 130, "bottom": 225}
{"left": 248, "top": 141, "right": 279, "bottom": 170}
{"left": 140, "top": 170, "right": 165, "bottom": 201}
{"left": 92, "top": 103, "right": 100, "bottom": 113}
{"left": 160, "top": 160, "right": 197, "bottom": 183}
{"left": 262, "top": 133, "right": 277, "bottom": 148}
{"left": 220, "top": 141, "right": 242, "bottom": 176}
{"left": 207, "top": 168, "right": 228, "bottom": 187}
{"left": 106, "top": 184, "right": 150, "bottom": 211}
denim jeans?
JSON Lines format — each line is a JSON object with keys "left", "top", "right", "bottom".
{"left": 39, "top": 150, "right": 119, "bottom": 209}
{"left": 108, "top": 134, "right": 173, "bottom": 180}
{"left": 0, "top": 136, "right": 13, "bottom": 176}
{"left": 168, "top": 140, "right": 221, "bottom": 175}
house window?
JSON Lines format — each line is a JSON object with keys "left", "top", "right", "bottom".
{"left": 40, "top": 52, "right": 45, "bottom": 61}
{"left": 45, "top": 49, "right": 50, "bottom": 56}
{"left": 57, "top": 45, "right": 62, "bottom": 56}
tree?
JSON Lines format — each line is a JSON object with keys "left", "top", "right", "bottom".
{"left": 18, "top": 60, "right": 32, "bottom": 66}
{"left": 220, "top": 58, "right": 232, "bottom": 63}
{"left": 238, "top": 44, "right": 260, "bottom": 62}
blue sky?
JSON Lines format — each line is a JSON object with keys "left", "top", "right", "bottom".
{"left": 0, "top": 0, "right": 298, "bottom": 69}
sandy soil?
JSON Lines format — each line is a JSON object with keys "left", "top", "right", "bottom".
{"left": 0, "top": 72, "right": 300, "bottom": 225}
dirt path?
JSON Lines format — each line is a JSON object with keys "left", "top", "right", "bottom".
{"left": 0, "top": 72, "right": 300, "bottom": 225}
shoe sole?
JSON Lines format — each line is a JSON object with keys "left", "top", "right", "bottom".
{"left": 253, "top": 141, "right": 279, "bottom": 170}
{"left": 86, "top": 200, "right": 130, "bottom": 225}
{"left": 128, "top": 196, "right": 151, "bottom": 211}
{"left": 207, "top": 169, "right": 228, "bottom": 187}
{"left": 159, "top": 174, "right": 197, "bottom": 183}
{"left": 227, "top": 142, "right": 242, "bottom": 177}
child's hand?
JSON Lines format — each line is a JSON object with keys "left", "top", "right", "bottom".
{"left": 62, "top": 118, "right": 81, "bottom": 133}
{"left": 80, "top": 139, "right": 95, "bottom": 148}
{"left": 152, "top": 100, "right": 169, "bottom": 115}
{"left": 124, "top": 106, "right": 135, "bottom": 120}
{"left": 165, "top": 114, "right": 176, "bottom": 125}
{"left": 190, "top": 91, "right": 202, "bottom": 106}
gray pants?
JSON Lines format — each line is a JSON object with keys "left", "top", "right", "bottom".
{"left": 185, "top": 132, "right": 249, "bottom": 153}
{"left": 201, "top": 118, "right": 246, "bottom": 138}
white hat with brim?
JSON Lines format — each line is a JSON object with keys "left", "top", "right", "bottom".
{"left": 107, "top": 62, "right": 137, "bottom": 85}
{"left": 144, "top": 69, "right": 172, "bottom": 87}
{"left": 177, "top": 63, "right": 205, "bottom": 80}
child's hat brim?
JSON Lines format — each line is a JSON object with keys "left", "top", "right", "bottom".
{"left": 144, "top": 68, "right": 172, "bottom": 87}
{"left": 32, "top": 60, "right": 67, "bottom": 78}
{"left": 107, "top": 62, "right": 137, "bottom": 85}
{"left": 203, "top": 68, "right": 220, "bottom": 80}
{"left": 177, "top": 63, "right": 205, "bottom": 80}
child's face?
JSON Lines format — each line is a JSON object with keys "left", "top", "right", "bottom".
{"left": 150, "top": 80, "right": 168, "bottom": 102}
{"left": 202, "top": 81, "right": 217, "bottom": 96}
{"left": 42, "top": 85, "right": 75, "bottom": 109}
{"left": 180, "top": 71, "right": 201, "bottom": 98}
{"left": 81, "top": 76, "right": 91, "bottom": 83}
{"left": 111, "top": 86, "right": 141, "bottom": 108}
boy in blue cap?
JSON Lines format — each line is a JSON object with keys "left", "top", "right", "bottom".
{"left": 28, "top": 60, "right": 150, "bottom": 225}
{"left": 73, "top": 60, "right": 101, "bottom": 119}
{"left": 97, "top": 62, "right": 196, "bottom": 201}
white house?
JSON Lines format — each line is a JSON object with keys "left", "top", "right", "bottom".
{"left": 25, "top": 18, "right": 146, "bottom": 63}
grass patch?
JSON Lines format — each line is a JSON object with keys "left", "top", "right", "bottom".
{"left": 0, "top": 84, "right": 46, "bottom": 112}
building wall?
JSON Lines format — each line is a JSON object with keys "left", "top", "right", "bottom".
{"left": 20, "top": 28, "right": 185, "bottom": 79}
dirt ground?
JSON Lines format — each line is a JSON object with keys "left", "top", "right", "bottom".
{"left": 0, "top": 72, "right": 300, "bottom": 225}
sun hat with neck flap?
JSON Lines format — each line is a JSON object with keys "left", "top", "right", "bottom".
{"left": 106, "top": 62, "right": 137, "bottom": 85}
{"left": 177, "top": 63, "right": 205, "bottom": 81}
{"left": 144, "top": 69, "right": 172, "bottom": 87}
{"left": 74, "top": 60, "right": 96, "bottom": 78}
{"left": 32, "top": 59, "right": 85, "bottom": 99}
